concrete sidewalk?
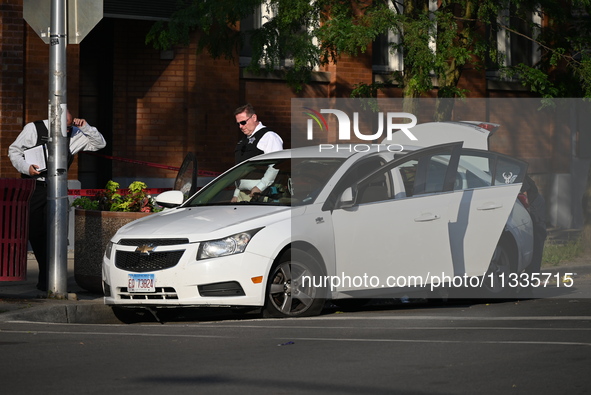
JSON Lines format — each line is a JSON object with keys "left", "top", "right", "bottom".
{"left": 0, "top": 252, "right": 119, "bottom": 323}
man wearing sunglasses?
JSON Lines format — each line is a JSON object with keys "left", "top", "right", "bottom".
{"left": 232, "top": 103, "right": 283, "bottom": 202}
{"left": 234, "top": 103, "right": 283, "bottom": 164}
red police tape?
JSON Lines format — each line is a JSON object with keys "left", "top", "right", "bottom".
{"left": 68, "top": 188, "right": 172, "bottom": 197}
{"left": 81, "top": 151, "right": 222, "bottom": 178}
{"left": 70, "top": 152, "right": 222, "bottom": 196}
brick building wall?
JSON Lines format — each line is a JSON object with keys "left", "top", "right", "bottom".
{"left": 0, "top": 0, "right": 25, "bottom": 177}
{"left": 1, "top": 6, "right": 568, "bottom": 183}
{"left": 1, "top": 0, "right": 81, "bottom": 180}
{"left": 0, "top": 4, "right": 585, "bottom": 228}
{"left": 111, "top": 20, "right": 196, "bottom": 182}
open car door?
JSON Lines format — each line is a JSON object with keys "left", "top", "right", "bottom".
{"left": 327, "top": 143, "right": 463, "bottom": 295}
{"left": 446, "top": 149, "right": 528, "bottom": 276}
{"left": 326, "top": 142, "right": 527, "bottom": 296}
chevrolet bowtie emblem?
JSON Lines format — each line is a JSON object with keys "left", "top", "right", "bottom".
{"left": 136, "top": 244, "right": 156, "bottom": 255}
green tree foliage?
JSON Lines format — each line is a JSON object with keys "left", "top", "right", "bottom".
{"left": 148, "top": 0, "right": 591, "bottom": 247}
{"left": 147, "top": 0, "right": 591, "bottom": 101}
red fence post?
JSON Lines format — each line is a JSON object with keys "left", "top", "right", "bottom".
{"left": 0, "top": 179, "right": 36, "bottom": 281}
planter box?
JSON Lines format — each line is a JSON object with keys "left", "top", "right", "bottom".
{"left": 74, "top": 209, "right": 151, "bottom": 294}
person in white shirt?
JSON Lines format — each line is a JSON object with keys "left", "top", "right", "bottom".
{"left": 8, "top": 110, "right": 106, "bottom": 291}
{"left": 232, "top": 104, "right": 283, "bottom": 202}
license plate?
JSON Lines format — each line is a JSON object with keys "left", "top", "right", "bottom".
{"left": 128, "top": 274, "right": 155, "bottom": 293}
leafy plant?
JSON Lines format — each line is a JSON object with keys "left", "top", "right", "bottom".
{"left": 72, "top": 181, "right": 162, "bottom": 213}
{"left": 542, "top": 238, "right": 584, "bottom": 266}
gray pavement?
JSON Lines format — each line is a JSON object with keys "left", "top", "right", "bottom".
{"left": 2, "top": 245, "right": 591, "bottom": 324}
{"left": 0, "top": 252, "right": 119, "bottom": 323}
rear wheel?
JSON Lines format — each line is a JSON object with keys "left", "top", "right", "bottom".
{"left": 482, "top": 242, "right": 515, "bottom": 298}
{"left": 264, "top": 249, "right": 326, "bottom": 318}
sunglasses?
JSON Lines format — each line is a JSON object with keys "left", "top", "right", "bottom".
{"left": 236, "top": 114, "right": 253, "bottom": 126}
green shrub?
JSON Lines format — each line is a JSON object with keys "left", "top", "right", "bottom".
{"left": 72, "top": 180, "right": 162, "bottom": 213}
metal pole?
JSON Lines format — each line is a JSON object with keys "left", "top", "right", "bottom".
{"left": 47, "top": 0, "right": 68, "bottom": 298}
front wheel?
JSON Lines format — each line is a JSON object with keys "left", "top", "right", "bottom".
{"left": 264, "top": 249, "right": 326, "bottom": 318}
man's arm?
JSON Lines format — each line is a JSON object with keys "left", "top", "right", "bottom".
{"left": 8, "top": 123, "right": 39, "bottom": 175}
{"left": 69, "top": 122, "right": 106, "bottom": 154}
{"left": 253, "top": 166, "right": 280, "bottom": 194}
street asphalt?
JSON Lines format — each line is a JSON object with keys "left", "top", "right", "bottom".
{"left": 1, "top": 246, "right": 590, "bottom": 325}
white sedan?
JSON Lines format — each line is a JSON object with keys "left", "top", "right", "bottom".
{"left": 103, "top": 122, "right": 534, "bottom": 317}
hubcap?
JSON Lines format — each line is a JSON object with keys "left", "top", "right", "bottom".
{"left": 269, "top": 261, "right": 315, "bottom": 316}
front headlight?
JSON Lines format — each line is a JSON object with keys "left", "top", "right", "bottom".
{"left": 104, "top": 241, "right": 114, "bottom": 260}
{"left": 197, "top": 228, "right": 262, "bottom": 260}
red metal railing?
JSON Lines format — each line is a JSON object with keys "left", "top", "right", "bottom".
{"left": 0, "top": 179, "right": 35, "bottom": 281}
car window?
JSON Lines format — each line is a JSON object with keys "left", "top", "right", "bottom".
{"left": 326, "top": 156, "right": 389, "bottom": 207}
{"left": 321, "top": 142, "right": 465, "bottom": 210}
{"left": 397, "top": 154, "right": 456, "bottom": 196}
{"left": 356, "top": 168, "right": 393, "bottom": 204}
{"left": 397, "top": 159, "right": 418, "bottom": 197}
{"left": 184, "top": 158, "right": 345, "bottom": 207}
{"left": 493, "top": 155, "right": 526, "bottom": 185}
{"left": 453, "top": 151, "right": 527, "bottom": 190}
{"left": 290, "top": 159, "right": 345, "bottom": 205}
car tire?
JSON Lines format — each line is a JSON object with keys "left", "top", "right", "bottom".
{"left": 263, "top": 249, "right": 326, "bottom": 318}
{"left": 481, "top": 241, "right": 516, "bottom": 298}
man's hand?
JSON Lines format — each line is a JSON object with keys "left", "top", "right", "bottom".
{"left": 249, "top": 187, "right": 262, "bottom": 197}
{"left": 72, "top": 118, "right": 87, "bottom": 127}
{"left": 28, "top": 164, "right": 41, "bottom": 176}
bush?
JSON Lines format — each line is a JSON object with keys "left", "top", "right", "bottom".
{"left": 72, "top": 180, "right": 162, "bottom": 213}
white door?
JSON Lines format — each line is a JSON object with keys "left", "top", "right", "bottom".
{"left": 327, "top": 143, "right": 527, "bottom": 294}
{"left": 447, "top": 150, "right": 528, "bottom": 276}
{"left": 329, "top": 143, "right": 463, "bottom": 293}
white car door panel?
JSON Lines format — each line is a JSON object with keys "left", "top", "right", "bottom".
{"left": 447, "top": 184, "right": 523, "bottom": 277}
{"left": 327, "top": 143, "right": 527, "bottom": 294}
{"left": 329, "top": 143, "right": 464, "bottom": 293}
{"left": 448, "top": 149, "right": 528, "bottom": 276}
{"left": 332, "top": 193, "right": 456, "bottom": 292}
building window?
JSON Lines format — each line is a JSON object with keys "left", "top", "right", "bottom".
{"left": 240, "top": 1, "right": 294, "bottom": 68}
{"left": 487, "top": 3, "right": 542, "bottom": 80}
{"left": 372, "top": 0, "right": 438, "bottom": 74}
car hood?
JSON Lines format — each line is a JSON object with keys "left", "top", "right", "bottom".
{"left": 113, "top": 205, "right": 291, "bottom": 242}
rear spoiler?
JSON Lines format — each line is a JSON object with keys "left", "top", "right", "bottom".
{"left": 458, "top": 121, "right": 501, "bottom": 135}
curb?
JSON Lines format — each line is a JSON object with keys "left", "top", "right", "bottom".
{"left": 0, "top": 303, "right": 121, "bottom": 324}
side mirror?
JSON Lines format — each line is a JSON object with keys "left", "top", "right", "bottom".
{"left": 339, "top": 187, "right": 356, "bottom": 209}
{"left": 156, "top": 190, "right": 184, "bottom": 208}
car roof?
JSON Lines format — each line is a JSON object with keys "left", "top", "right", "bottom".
{"left": 249, "top": 121, "right": 498, "bottom": 162}
{"left": 381, "top": 121, "right": 498, "bottom": 150}
{"left": 251, "top": 145, "right": 363, "bottom": 160}
{"left": 251, "top": 144, "right": 430, "bottom": 161}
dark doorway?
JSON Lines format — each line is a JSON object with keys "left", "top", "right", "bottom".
{"left": 77, "top": 18, "right": 114, "bottom": 188}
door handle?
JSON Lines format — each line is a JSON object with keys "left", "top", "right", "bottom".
{"left": 414, "top": 213, "right": 441, "bottom": 222}
{"left": 477, "top": 202, "right": 503, "bottom": 211}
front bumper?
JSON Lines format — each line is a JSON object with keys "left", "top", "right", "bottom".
{"left": 103, "top": 241, "right": 272, "bottom": 307}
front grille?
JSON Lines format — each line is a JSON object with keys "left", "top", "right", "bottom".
{"left": 117, "top": 287, "right": 179, "bottom": 300}
{"left": 115, "top": 250, "right": 184, "bottom": 272}
{"left": 118, "top": 238, "right": 189, "bottom": 247}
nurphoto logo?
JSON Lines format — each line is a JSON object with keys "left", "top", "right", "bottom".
{"left": 303, "top": 108, "right": 419, "bottom": 141}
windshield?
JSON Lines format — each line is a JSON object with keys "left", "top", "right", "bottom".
{"left": 184, "top": 158, "right": 346, "bottom": 207}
